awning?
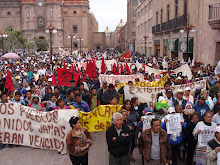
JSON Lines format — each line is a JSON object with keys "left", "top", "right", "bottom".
{"left": 178, "top": 38, "right": 194, "bottom": 53}
{"left": 168, "top": 39, "right": 179, "bottom": 52}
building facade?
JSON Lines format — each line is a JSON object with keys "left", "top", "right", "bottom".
{"left": 151, "top": 0, "right": 220, "bottom": 64}
{"left": 104, "top": 26, "right": 115, "bottom": 50}
{"left": 0, "top": 0, "right": 99, "bottom": 53}
{"left": 136, "top": 0, "right": 153, "bottom": 57}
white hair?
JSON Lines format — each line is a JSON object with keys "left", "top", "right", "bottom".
{"left": 112, "top": 112, "right": 122, "bottom": 122}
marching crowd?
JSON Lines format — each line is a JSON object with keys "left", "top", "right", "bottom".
{"left": 0, "top": 52, "right": 220, "bottom": 165}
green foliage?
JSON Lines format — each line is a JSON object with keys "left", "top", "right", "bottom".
{"left": 34, "top": 37, "right": 49, "bottom": 51}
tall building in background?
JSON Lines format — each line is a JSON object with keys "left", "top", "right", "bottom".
{"left": 115, "top": 19, "right": 124, "bottom": 51}
{"left": 105, "top": 26, "right": 115, "bottom": 50}
{"left": 0, "top": 0, "right": 99, "bottom": 52}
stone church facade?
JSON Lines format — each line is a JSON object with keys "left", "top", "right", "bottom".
{"left": 0, "top": 0, "right": 99, "bottom": 52}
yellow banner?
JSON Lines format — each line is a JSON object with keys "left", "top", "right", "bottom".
{"left": 117, "top": 76, "right": 167, "bottom": 89}
{"left": 79, "top": 105, "right": 122, "bottom": 132}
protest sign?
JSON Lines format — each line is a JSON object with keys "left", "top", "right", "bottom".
{"left": 198, "top": 126, "right": 216, "bottom": 147}
{"left": 99, "top": 74, "right": 144, "bottom": 86}
{"left": 117, "top": 76, "right": 168, "bottom": 89}
{"left": 0, "top": 103, "right": 78, "bottom": 154}
{"left": 79, "top": 105, "right": 122, "bottom": 132}
{"left": 124, "top": 80, "right": 206, "bottom": 108}
{"left": 57, "top": 67, "right": 79, "bottom": 86}
{"left": 166, "top": 113, "right": 182, "bottom": 134}
{"left": 142, "top": 115, "right": 155, "bottom": 131}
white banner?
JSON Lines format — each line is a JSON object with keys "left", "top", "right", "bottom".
{"left": 142, "top": 115, "right": 155, "bottom": 131}
{"left": 124, "top": 80, "right": 206, "bottom": 109}
{"left": 198, "top": 126, "right": 215, "bottom": 147}
{"left": 99, "top": 74, "right": 144, "bottom": 85}
{"left": 0, "top": 103, "right": 79, "bottom": 154}
{"left": 166, "top": 113, "right": 182, "bottom": 134}
{"left": 145, "top": 64, "right": 192, "bottom": 80}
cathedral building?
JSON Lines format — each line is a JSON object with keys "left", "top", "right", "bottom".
{"left": 0, "top": 0, "right": 99, "bottom": 52}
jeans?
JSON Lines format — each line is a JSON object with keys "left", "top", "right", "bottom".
{"left": 171, "top": 143, "right": 181, "bottom": 165}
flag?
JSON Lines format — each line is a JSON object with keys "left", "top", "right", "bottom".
{"left": 112, "top": 63, "right": 118, "bottom": 75}
{"left": 121, "top": 63, "right": 124, "bottom": 73}
{"left": 101, "top": 57, "right": 106, "bottom": 74}
{"left": 63, "top": 59, "right": 66, "bottom": 70}
{"left": 121, "top": 50, "right": 130, "bottom": 59}
{"left": 71, "top": 64, "right": 75, "bottom": 74}
{"left": 116, "top": 62, "right": 120, "bottom": 75}
{"left": 194, "top": 59, "right": 197, "bottom": 69}
{"left": 125, "top": 62, "right": 131, "bottom": 74}
{"left": 52, "top": 71, "right": 57, "bottom": 87}
{"left": 57, "top": 68, "right": 79, "bottom": 86}
{"left": 5, "top": 71, "right": 14, "bottom": 94}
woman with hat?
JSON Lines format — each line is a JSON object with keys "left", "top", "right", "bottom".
{"left": 66, "top": 116, "right": 92, "bottom": 165}
{"left": 183, "top": 87, "right": 194, "bottom": 104}
{"left": 206, "top": 125, "right": 220, "bottom": 165}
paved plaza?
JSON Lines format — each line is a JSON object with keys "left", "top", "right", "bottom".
{"left": 0, "top": 132, "right": 142, "bottom": 165}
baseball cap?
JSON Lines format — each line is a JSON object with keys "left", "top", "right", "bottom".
{"left": 166, "top": 89, "right": 173, "bottom": 93}
{"left": 215, "top": 126, "right": 220, "bottom": 133}
{"left": 102, "top": 80, "right": 107, "bottom": 84}
{"left": 198, "top": 94, "right": 206, "bottom": 100}
{"left": 168, "top": 107, "right": 175, "bottom": 114}
{"left": 15, "top": 76, "right": 20, "bottom": 80}
{"left": 185, "top": 87, "right": 191, "bottom": 91}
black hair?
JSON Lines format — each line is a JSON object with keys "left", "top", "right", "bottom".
{"left": 131, "top": 97, "right": 138, "bottom": 104}
{"left": 71, "top": 80, "right": 76, "bottom": 83}
{"left": 128, "top": 81, "right": 133, "bottom": 84}
{"left": 47, "top": 87, "right": 52, "bottom": 91}
{"left": 150, "top": 118, "right": 161, "bottom": 126}
{"left": 30, "top": 85, "right": 35, "bottom": 89}
{"left": 69, "top": 117, "right": 79, "bottom": 128}
{"left": 79, "top": 83, "right": 84, "bottom": 86}
{"left": 56, "top": 98, "right": 65, "bottom": 106}
{"left": 110, "top": 95, "right": 117, "bottom": 101}
{"left": 91, "top": 87, "right": 97, "bottom": 91}
{"left": 54, "top": 87, "right": 59, "bottom": 90}
{"left": 75, "top": 93, "right": 81, "bottom": 98}
{"left": 0, "top": 92, "right": 7, "bottom": 98}
{"left": 72, "top": 87, "right": 79, "bottom": 92}
{"left": 67, "top": 90, "right": 73, "bottom": 96}
{"left": 9, "top": 91, "right": 14, "bottom": 95}
{"left": 192, "top": 112, "right": 200, "bottom": 117}
{"left": 15, "top": 91, "right": 22, "bottom": 96}
{"left": 122, "top": 99, "right": 134, "bottom": 111}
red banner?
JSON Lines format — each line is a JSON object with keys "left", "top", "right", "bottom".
{"left": 57, "top": 68, "right": 79, "bottom": 86}
{"left": 5, "top": 71, "right": 14, "bottom": 94}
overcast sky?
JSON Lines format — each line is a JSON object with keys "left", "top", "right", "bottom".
{"left": 90, "top": 0, "right": 127, "bottom": 32}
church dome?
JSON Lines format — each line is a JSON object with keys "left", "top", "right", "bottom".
{"left": 105, "top": 26, "right": 111, "bottom": 34}
{"left": 117, "top": 19, "right": 124, "bottom": 28}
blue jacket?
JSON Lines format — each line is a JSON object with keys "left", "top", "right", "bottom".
{"left": 73, "top": 100, "right": 91, "bottom": 112}
{"left": 193, "top": 102, "right": 210, "bottom": 120}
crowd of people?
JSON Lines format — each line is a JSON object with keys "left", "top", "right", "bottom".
{"left": 0, "top": 52, "right": 220, "bottom": 165}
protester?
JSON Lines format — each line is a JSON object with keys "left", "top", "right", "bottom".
{"left": 102, "top": 84, "right": 119, "bottom": 105}
{"left": 97, "top": 80, "right": 108, "bottom": 104}
{"left": 109, "top": 96, "right": 119, "bottom": 105}
{"left": 43, "top": 94, "right": 57, "bottom": 111}
{"left": 174, "top": 89, "right": 187, "bottom": 109}
{"left": 183, "top": 87, "right": 194, "bottom": 104}
{"left": 212, "top": 104, "right": 220, "bottom": 125}
{"left": 203, "top": 90, "right": 214, "bottom": 110}
{"left": 88, "top": 87, "right": 100, "bottom": 110}
{"left": 213, "top": 96, "right": 220, "bottom": 114}
{"left": 29, "top": 95, "right": 46, "bottom": 111}
{"left": 213, "top": 90, "right": 220, "bottom": 104}
{"left": 73, "top": 94, "right": 90, "bottom": 112}
{"left": 12, "top": 91, "right": 25, "bottom": 105}
{"left": 209, "top": 81, "right": 220, "bottom": 98}
{"left": 106, "top": 112, "right": 132, "bottom": 165}
{"left": 53, "top": 98, "right": 71, "bottom": 110}
{"left": 65, "top": 90, "right": 75, "bottom": 106}
{"left": 66, "top": 116, "right": 92, "bottom": 165}
{"left": 193, "top": 94, "right": 210, "bottom": 120}
{"left": 138, "top": 118, "right": 171, "bottom": 165}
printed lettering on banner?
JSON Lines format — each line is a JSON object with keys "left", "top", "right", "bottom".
{"left": 142, "top": 115, "right": 155, "bottom": 131}
{"left": 198, "top": 126, "right": 215, "bottom": 147}
{"left": 166, "top": 113, "right": 182, "bottom": 134}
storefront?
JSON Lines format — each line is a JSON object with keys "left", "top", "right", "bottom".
{"left": 178, "top": 38, "right": 194, "bottom": 61}
{"left": 168, "top": 39, "right": 179, "bottom": 58}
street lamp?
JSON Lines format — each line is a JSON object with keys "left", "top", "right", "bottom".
{"left": 132, "top": 37, "right": 136, "bottom": 53}
{"left": 68, "top": 33, "right": 75, "bottom": 55}
{"left": 77, "top": 38, "right": 83, "bottom": 54}
{"left": 180, "top": 22, "right": 195, "bottom": 59}
{"left": 46, "top": 24, "right": 57, "bottom": 61}
{"left": 0, "top": 32, "right": 8, "bottom": 55}
{"left": 142, "top": 35, "right": 149, "bottom": 57}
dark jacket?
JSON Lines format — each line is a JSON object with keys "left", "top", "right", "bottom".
{"left": 193, "top": 102, "right": 210, "bottom": 120}
{"left": 173, "top": 99, "right": 188, "bottom": 109}
{"left": 91, "top": 80, "right": 100, "bottom": 90}
{"left": 138, "top": 128, "right": 171, "bottom": 163}
{"left": 184, "top": 121, "right": 198, "bottom": 147}
{"left": 102, "top": 89, "right": 120, "bottom": 105}
{"left": 106, "top": 124, "right": 132, "bottom": 158}
{"left": 97, "top": 87, "right": 106, "bottom": 104}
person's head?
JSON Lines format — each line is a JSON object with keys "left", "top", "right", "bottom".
{"left": 114, "top": 80, "right": 119, "bottom": 86}
{"left": 128, "top": 81, "right": 133, "bottom": 87}
{"left": 1, "top": 93, "right": 8, "bottom": 103}
{"left": 203, "top": 110, "right": 213, "bottom": 123}
{"left": 26, "top": 90, "right": 32, "bottom": 99}
{"left": 110, "top": 96, "right": 118, "bottom": 105}
{"left": 67, "top": 90, "right": 74, "bottom": 99}
{"left": 203, "top": 90, "right": 209, "bottom": 99}
{"left": 70, "top": 80, "right": 76, "bottom": 88}
{"left": 50, "top": 94, "right": 56, "bottom": 102}
{"left": 72, "top": 87, "right": 80, "bottom": 95}
{"left": 0, "top": 78, "right": 6, "bottom": 85}
{"left": 217, "top": 96, "right": 220, "bottom": 104}
{"left": 75, "top": 94, "right": 81, "bottom": 104}
{"left": 120, "top": 109, "right": 128, "bottom": 121}
{"left": 198, "top": 94, "right": 206, "bottom": 105}
{"left": 91, "top": 87, "right": 97, "bottom": 96}
{"left": 214, "top": 81, "right": 220, "bottom": 88}
{"left": 54, "top": 87, "right": 60, "bottom": 95}
{"left": 108, "top": 84, "right": 114, "bottom": 93}
{"left": 14, "top": 91, "right": 22, "bottom": 101}
{"left": 79, "top": 83, "right": 84, "bottom": 91}
{"left": 56, "top": 98, "right": 65, "bottom": 108}
{"left": 30, "top": 85, "right": 36, "bottom": 93}
{"left": 176, "top": 89, "right": 184, "bottom": 100}
{"left": 47, "top": 87, "right": 52, "bottom": 94}
{"left": 214, "top": 126, "right": 220, "bottom": 141}
{"left": 69, "top": 116, "right": 80, "bottom": 129}
{"left": 94, "top": 75, "right": 98, "bottom": 81}
{"left": 151, "top": 118, "right": 161, "bottom": 134}
{"left": 32, "top": 95, "right": 40, "bottom": 104}
{"left": 131, "top": 97, "right": 138, "bottom": 106}
{"left": 175, "top": 104, "right": 183, "bottom": 113}
{"left": 112, "top": 112, "right": 123, "bottom": 129}
{"left": 123, "top": 99, "right": 132, "bottom": 111}
{"left": 192, "top": 112, "right": 200, "bottom": 124}
{"left": 102, "top": 81, "right": 108, "bottom": 89}
{"left": 184, "top": 87, "right": 191, "bottom": 95}
{"left": 9, "top": 91, "right": 14, "bottom": 99}
{"left": 166, "top": 89, "right": 173, "bottom": 99}
{"left": 164, "top": 83, "right": 170, "bottom": 91}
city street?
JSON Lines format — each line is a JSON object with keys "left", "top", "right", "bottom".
{"left": 0, "top": 132, "right": 142, "bottom": 165}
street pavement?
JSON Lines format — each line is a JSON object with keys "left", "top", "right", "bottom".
{"left": 0, "top": 132, "right": 142, "bottom": 165}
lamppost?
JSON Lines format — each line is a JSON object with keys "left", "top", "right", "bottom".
{"left": 46, "top": 24, "right": 57, "bottom": 61}
{"left": 68, "top": 33, "right": 75, "bottom": 55}
{"left": 180, "top": 22, "right": 195, "bottom": 59}
{"left": 78, "top": 38, "right": 83, "bottom": 54}
{"left": 132, "top": 37, "right": 136, "bottom": 53}
{"left": 142, "top": 35, "right": 149, "bottom": 56}
{"left": 0, "top": 32, "right": 8, "bottom": 55}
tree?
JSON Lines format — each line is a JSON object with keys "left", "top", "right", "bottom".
{"left": 34, "top": 37, "right": 49, "bottom": 51}
{"left": 22, "top": 36, "right": 37, "bottom": 56}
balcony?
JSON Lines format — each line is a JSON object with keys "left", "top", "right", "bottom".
{"left": 208, "top": 3, "right": 220, "bottom": 29}
{"left": 152, "top": 15, "right": 186, "bottom": 34}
